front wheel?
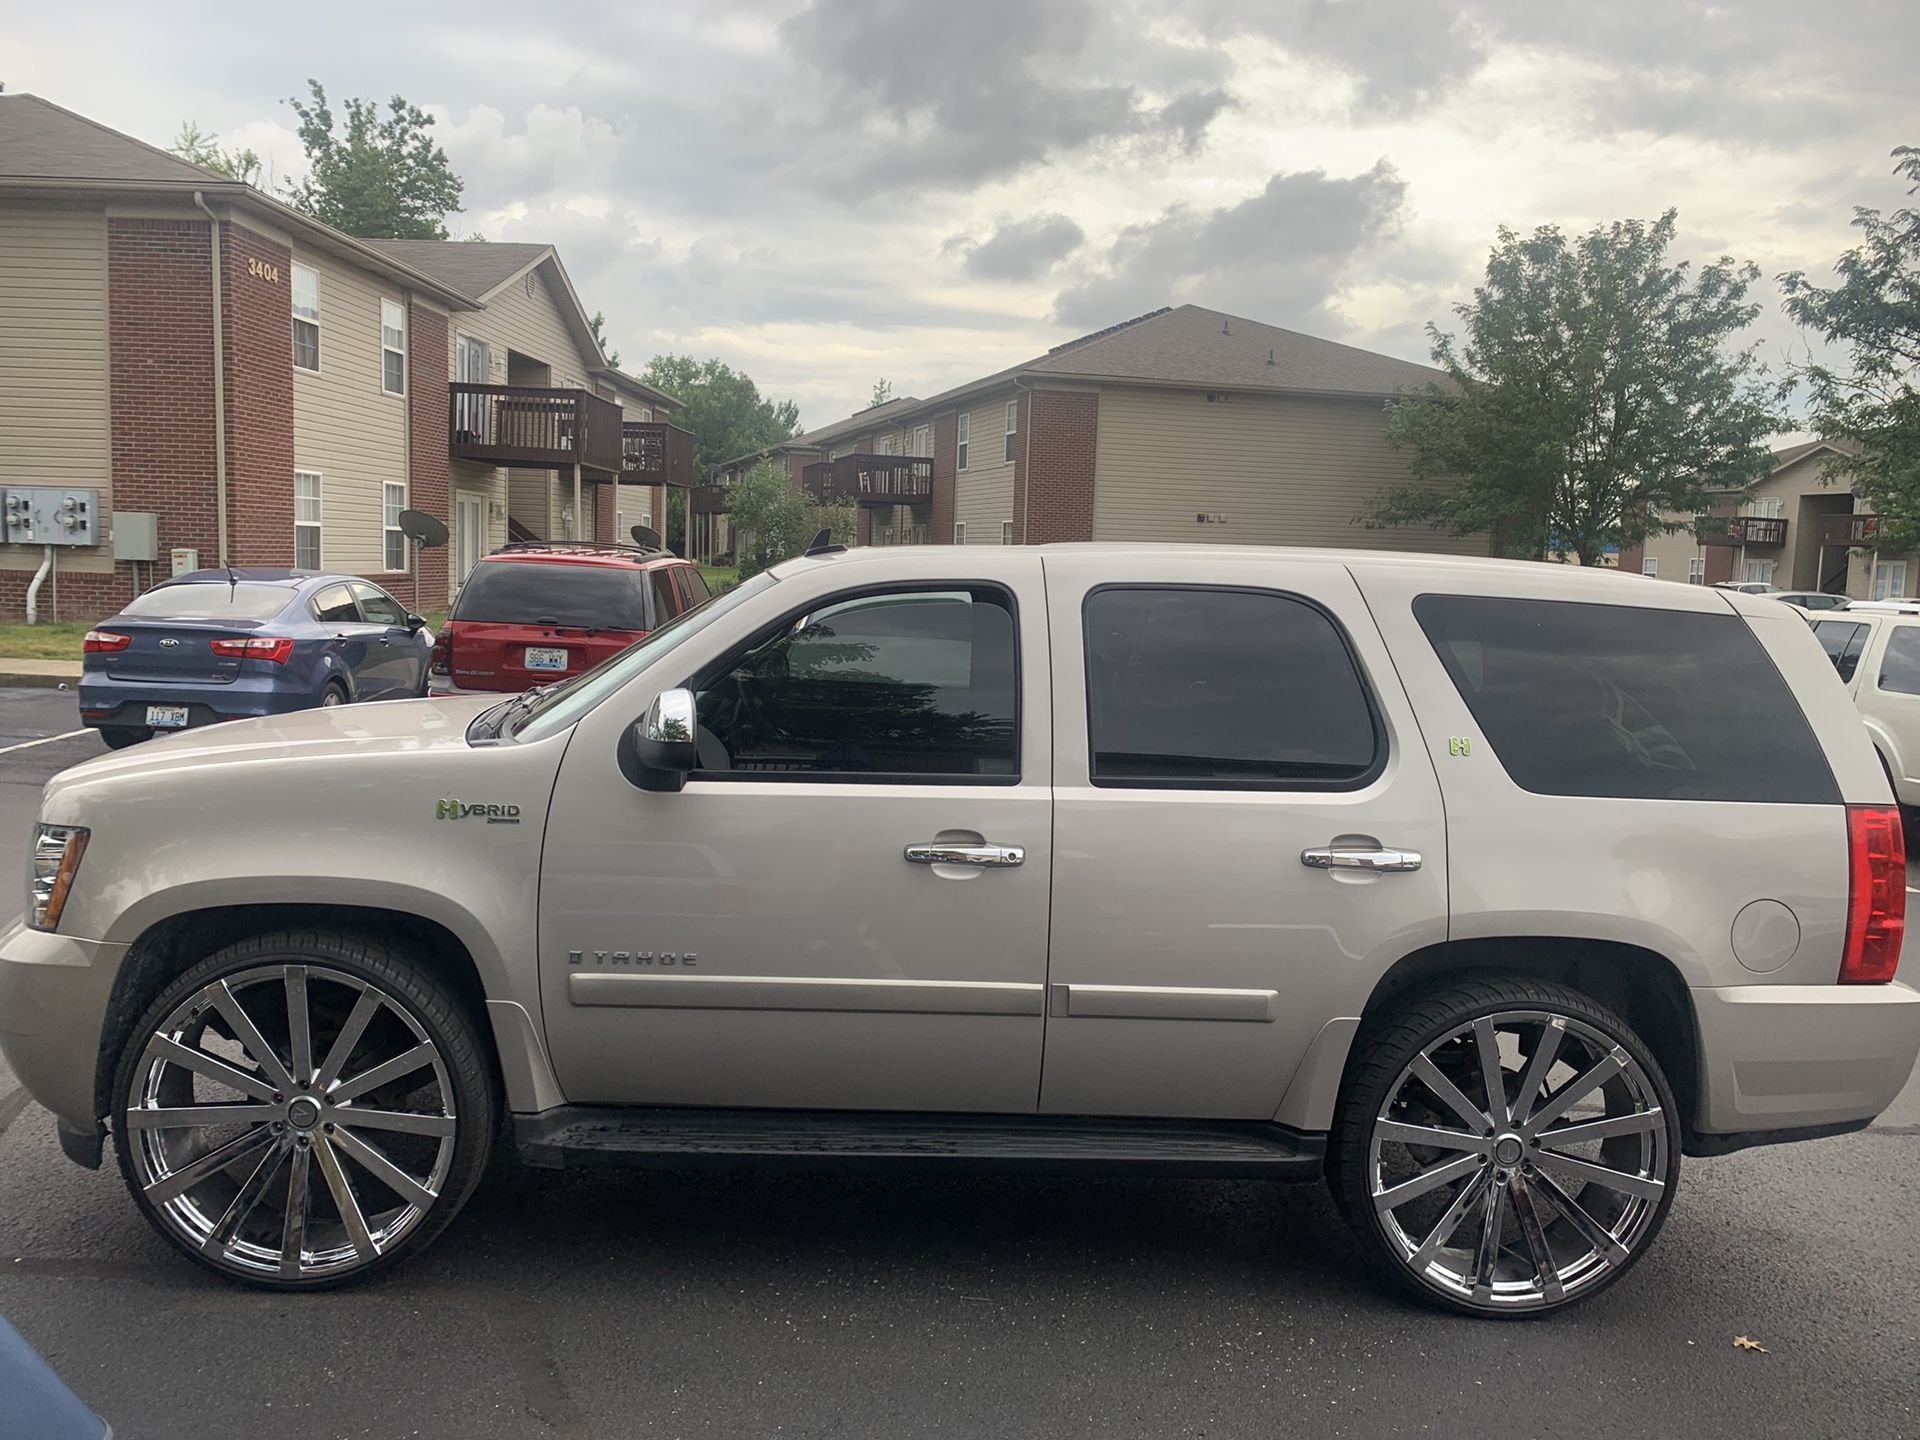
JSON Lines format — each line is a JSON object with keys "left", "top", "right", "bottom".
{"left": 1328, "top": 977, "right": 1680, "bottom": 1318}
{"left": 110, "top": 931, "right": 495, "bottom": 1288}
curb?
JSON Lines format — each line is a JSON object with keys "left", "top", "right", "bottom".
{"left": 0, "top": 671, "right": 79, "bottom": 690}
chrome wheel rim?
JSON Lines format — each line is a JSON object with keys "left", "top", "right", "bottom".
{"left": 126, "top": 964, "right": 456, "bottom": 1280}
{"left": 1369, "top": 1009, "right": 1668, "bottom": 1312}
{"left": 322, "top": 690, "right": 344, "bottom": 707}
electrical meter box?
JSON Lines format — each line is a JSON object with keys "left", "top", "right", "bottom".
{"left": 1, "top": 487, "right": 100, "bottom": 547}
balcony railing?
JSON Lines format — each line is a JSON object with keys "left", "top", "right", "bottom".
{"left": 1697, "top": 515, "right": 1787, "bottom": 547}
{"left": 1818, "top": 514, "right": 1880, "bottom": 547}
{"left": 621, "top": 421, "right": 696, "bottom": 488}
{"left": 802, "top": 453, "right": 934, "bottom": 507}
{"left": 873, "top": 523, "right": 931, "bottom": 546}
{"left": 449, "top": 384, "right": 622, "bottom": 474}
{"left": 690, "top": 485, "right": 730, "bottom": 515}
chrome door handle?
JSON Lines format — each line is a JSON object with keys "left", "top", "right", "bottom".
{"left": 905, "top": 843, "right": 1025, "bottom": 868}
{"left": 1301, "top": 846, "right": 1422, "bottom": 873}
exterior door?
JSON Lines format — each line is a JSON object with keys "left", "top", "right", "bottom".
{"left": 454, "top": 494, "right": 485, "bottom": 589}
{"left": 1037, "top": 552, "right": 1449, "bottom": 1120}
{"left": 454, "top": 336, "right": 490, "bottom": 436}
{"left": 348, "top": 582, "right": 417, "bottom": 696}
{"left": 537, "top": 554, "right": 1054, "bottom": 1113}
{"left": 311, "top": 582, "right": 386, "bottom": 697}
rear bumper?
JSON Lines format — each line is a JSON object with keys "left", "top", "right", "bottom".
{"left": 1692, "top": 980, "right": 1920, "bottom": 1138}
{"left": 0, "top": 920, "right": 127, "bottom": 1136}
{"left": 77, "top": 672, "right": 318, "bottom": 728}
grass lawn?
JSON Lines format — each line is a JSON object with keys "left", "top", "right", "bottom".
{"left": 697, "top": 564, "right": 739, "bottom": 592}
{"left": 0, "top": 622, "right": 96, "bottom": 662}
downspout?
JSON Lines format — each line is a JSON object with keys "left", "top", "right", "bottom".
{"left": 1016, "top": 378, "right": 1033, "bottom": 545}
{"left": 192, "top": 192, "right": 230, "bottom": 565}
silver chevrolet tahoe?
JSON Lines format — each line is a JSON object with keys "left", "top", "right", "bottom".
{"left": 4, "top": 544, "right": 1916, "bottom": 1318}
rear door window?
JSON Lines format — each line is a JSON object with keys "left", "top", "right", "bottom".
{"left": 1083, "top": 586, "right": 1382, "bottom": 788}
{"left": 1414, "top": 595, "right": 1837, "bottom": 804}
{"left": 311, "top": 585, "right": 362, "bottom": 624}
{"left": 1813, "top": 620, "right": 1870, "bottom": 682}
{"left": 1877, "top": 626, "right": 1920, "bottom": 695}
{"left": 452, "top": 562, "right": 649, "bottom": 631}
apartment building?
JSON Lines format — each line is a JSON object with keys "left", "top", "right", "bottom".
{"left": 700, "top": 305, "right": 1485, "bottom": 561}
{"left": 1625, "top": 440, "right": 1912, "bottom": 599}
{"left": 0, "top": 94, "right": 692, "bottom": 622}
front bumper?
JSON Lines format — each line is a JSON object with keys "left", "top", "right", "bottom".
{"left": 77, "top": 673, "right": 319, "bottom": 730}
{"left": 0, "top": 920, "right": 128, "bottom": 1134}
{"left": 1693, "top": 980, "right": 1920, "bottom": 1137}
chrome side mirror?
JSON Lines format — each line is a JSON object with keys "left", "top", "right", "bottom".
{"left": 631, "top": 687, "right": 699, "bottom": 791}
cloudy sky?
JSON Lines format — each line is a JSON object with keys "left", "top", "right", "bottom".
{"left": 4, "top": 1, "right": 1915, "bottom": 430}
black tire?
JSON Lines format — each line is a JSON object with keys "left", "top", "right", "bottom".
{"left": 98, "top": 726, "right": 150, "bottom": 749}
{"left": 1328, "top": 976, "right": 1680, "bottom": 1319}
{"left": 321, "top": 680, "right": 350, "bottom": 708}
{"left": 110, "top": 929, "right": 496, "bottom": 1290}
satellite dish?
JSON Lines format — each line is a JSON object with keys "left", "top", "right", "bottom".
{"left": 399, "top": 509, "right": 449, "bottom": 549}
{"left": 630, "top": 524, "right": 662, "bottom": 550}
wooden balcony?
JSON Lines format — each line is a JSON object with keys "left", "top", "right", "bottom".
{"left": 449, "top": 384, "right": 622, "bottom": 475}
{"left": 690, "top": 485, "right": 730, "bottom": 515}
{"left": 1698, "top": 515, "right": 1788, "bottom": 547}
{"left": 1818, "top": 514, "right": 1881, "bottom": 547}
{"left": 621, "top": 421, "right": 696, "bottom": 488}
{"left": 802, "top": 453, "right": 934, "bottom": 507}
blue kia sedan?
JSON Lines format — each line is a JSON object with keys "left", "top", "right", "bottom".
{"left": 78, "top": 569, "right": 433, "bottom": 748}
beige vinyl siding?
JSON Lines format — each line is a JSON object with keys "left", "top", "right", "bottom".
{"left": 457, "top": 265, "right": 595, "bottom": 390}
{"left": 1092, "top": 388, "right": 1486, "bottom": 554}
{"left": 954, "top": 391, "right": 1016, "bottom": 541}
{"left": 0, "top": 205, "right": 114, "bottom": 573}
{"left": 508, "top": 470, "right": 553, "bottom": 538}
{"left": 290, "top": 249, "right": 407, "bottom": 572}
{"left": 450, "top": 460, "right": 506, "bottom": 602}
{"left": 1637, "top": 524, "right": 1705, "bottom": 584}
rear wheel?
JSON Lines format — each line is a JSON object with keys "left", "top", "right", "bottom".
{"left": 110, "top": 930, "right": 495, "bottom": 1288}
{"left": 321, "top": 683, "right": 348, "bottom": 708}
{"left": 1329, "top": 977, "right": 1679, "bottom": 1318}
{"left": 98, "top": 727, "right": 149, "bottom": 750}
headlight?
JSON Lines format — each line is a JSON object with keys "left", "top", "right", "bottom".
{"left": 28, "top": 824, "right": 89, "bottom": 932}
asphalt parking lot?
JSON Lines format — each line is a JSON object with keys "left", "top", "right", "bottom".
{"left": 0, "top": 686, "right": 1915, "bottom": 1439}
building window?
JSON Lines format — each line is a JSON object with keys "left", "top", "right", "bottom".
{"left": 954, "top": 522, "right": 967, "bottom": 545}
{"left": 913, "top": 425, "right": 931, "bottom": 458}
{"left": 957, "top": 413, "right": 970, "bottom": 471}
{"left": 1742, "top": 496, "right": 1783, "bottom": 519}
{"left": 384, "top": 482, "right": 407, "bottom": 572}
{"left": 1744, "top": 558, "right": 1776, "bottom": 585}
{"left": 1687, "top": 557, "right": 1704, "bottom": 585}
{"left": 1004, "top": 400, "right": 1018, "bottom": 462}
{"left": 380, "top": 299, "right": 406, "bottom": 395}
{"left": 879, "top": 434, "right": 896, "bottom": 455}
{"left": 1642, "top": 557, "right": 1658, "bottom": 578}
{"left": 294, "top": 471, "right": 321, "bottom": 570}
{"left": 1875, "top": 559, "right": 1909, "bottom": 600}
{"left": 292, "top": 264, "right": 320, "bottom": 372}
{"left": 1002, "top": 521, "right": 1013, "bottom": 545}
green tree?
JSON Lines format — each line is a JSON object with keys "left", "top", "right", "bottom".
{"left": 870, "top": 377, "right": 894, "bottom": 407}
{"left": 639, "top": 356, "right": 802, "bottom": 553}
{"left": 727, "top": 460, "right": 856, "bottom": 580}
{"left": 168, "top": 121, "right": 262, "bottom": 185}
{"left": 589, "top": 310, "right": 619, "bottom": 368}
{"left": 284, "top": 81, "right": 464, "bottom": 239}
{"left": 1371, "top": 210, "right": 1785, "bottom": 563}
{"left": 1781, "top": 146, "right": 1920, "bottom": 548}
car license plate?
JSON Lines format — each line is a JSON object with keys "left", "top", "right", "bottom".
{"left": 146, "top": 705, "right": 190, "bottom": 728}
{"left": 525, "top": 647, "right": 568, "bottom": 672}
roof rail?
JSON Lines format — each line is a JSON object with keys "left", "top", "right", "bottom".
{"left": 493, "top": 540, "right": 667, "bottom": 559}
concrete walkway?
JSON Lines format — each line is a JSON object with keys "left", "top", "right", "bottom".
{"left": 0, "top": 658, "right": 81, "bottom": 688}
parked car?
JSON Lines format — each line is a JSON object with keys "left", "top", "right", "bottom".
{"left": 0, "top": 1313, "right": 110, "bottom": 1439}
{"left": 1713, "top": 580, "right": 1782, "bottom": 594}
{"left": 78, "top": 570, "right": 432, "bottom": 748}
{"left": 431, "top": 541, "right": 711, "bottom": 694}
{"left": 1843, "top": 598, "right": 1920, "bottom": 613}
{"left": 1808, "top": 608, "right": 1920, "bottom": 806}
{"left": 6, "top": 546, "right": 1916, "bottom": 1318}
{"left": 1771, "top": 591, "right": 1850, "bottom": 612}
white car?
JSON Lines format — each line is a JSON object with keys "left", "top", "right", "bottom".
{"left": 1809, "top": 609, "right": 1920, "bottom": 803}
{"left": 1771, "top": 592, "right": 1851, "bottom": 613}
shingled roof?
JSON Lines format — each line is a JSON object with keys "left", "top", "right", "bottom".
{"left": 0, "top": 93, "right": 222, "bottom": 183}
{"left": 360, "top": 240, "right": 554, "bottom": 302}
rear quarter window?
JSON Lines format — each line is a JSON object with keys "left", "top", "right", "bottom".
{"left": 1414, "top": 595, "right": 1838, "bottom": 804}
{"left": 1877, "top": 626, "right": 1920, "bottom": 695}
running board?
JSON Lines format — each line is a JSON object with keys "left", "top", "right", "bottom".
{"left": 515, "top": 1106, "right": 1325, "bottom": 1179}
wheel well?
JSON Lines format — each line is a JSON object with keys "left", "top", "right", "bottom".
{"left": 1357, "top": 937, "right": 1700, "bottom": 1132}
{"left": 93, "top": 903, "right": 493, "bottom": 1121}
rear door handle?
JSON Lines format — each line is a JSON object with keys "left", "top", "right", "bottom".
{"left": 1301, "top": 846, "right": 1422, "bottom": 873}
{"left": 905, "top": 843, "right": 1025, "bottom": 868}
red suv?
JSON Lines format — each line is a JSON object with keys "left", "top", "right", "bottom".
{"left": 431, "top": 542, "right": 711, "bottom": 694}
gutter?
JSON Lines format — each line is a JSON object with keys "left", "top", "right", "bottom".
{"left": 192, "top": 190, "right": 229, "bottom": 566}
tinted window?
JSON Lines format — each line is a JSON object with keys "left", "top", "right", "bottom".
{"left": 312, "top": 585, "right": 361, "bottom": 624}
{"left": 1415, "top": 596, "right": 1837, "bottom": 804}
{"left": 120, "top": 583, "right": 293, "bottom": 622}
{"left": 1813, "top": 620, "right": 1870, "bottom": 682}
{"left": 452, "top": 562, "right": 648, "bottom": 630}
{"left": 648, "top": 570, "right": 681, "bottom": 627}
{"left": 679, "top": 566, "right": 712, "bottom": 608}
{"left": 1878, "top": 627, "right": 1920, "bottom": 695}
{"left": 1084, "top": 587, "right": 1380, "bottom": 788}
{"left": 350, "top": 583, "right": 406, "bottom": 627}
{"left": 695, "top": 588, "right": 1017, "bottom": 779}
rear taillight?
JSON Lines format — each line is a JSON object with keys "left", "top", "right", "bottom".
{"left": 1841, "top": 804, "right": 1906, "bottom": 984}
{"left": 83, "top": 630, "right": 130, "bottom": 654}
{"left": 210, "top": 636, "right": 295, "bottom": 665}
{"left": 430, "top": 628, "right": 453, "bottom": 675}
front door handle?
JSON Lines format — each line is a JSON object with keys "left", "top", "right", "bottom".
{"left": 905, "top": 843, "right": 1025, "bottom": 868}
{"left": 1301, "top": 846, "right": 1422, "bottom": 873}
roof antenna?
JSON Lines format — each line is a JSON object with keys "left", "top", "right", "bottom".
{"left": 804, "top": 527, "right": 846, "bottom": 557}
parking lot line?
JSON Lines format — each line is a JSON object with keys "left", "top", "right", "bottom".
{"left": 0, "top": 729, "right": 89, "bottom": 756}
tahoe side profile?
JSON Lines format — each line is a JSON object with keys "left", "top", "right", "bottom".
{"left": 3, "top": 545, "right": 1916, "bottom": 1319}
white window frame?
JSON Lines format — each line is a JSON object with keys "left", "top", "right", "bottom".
{"left": 1744, "top": 558, "right": 1776, "bottom": 586}
{"left": 1742, "top": 496, "right": 1783, "bottom": 519}
{"left": 1687, "top": 556, "right": 1704, "bottom": 585}
{"left": 380, "top": 299, "right": 406, "bottom": 396}
{"left": 1875, "top": 559, "right": 1909, "bottom": 600}
{"left": 1002, "top": 521, "right": 1013, "bottom": 545}
{"left": 1004, "top": 400, "right": 1018, "bottom": 463}
{"left": 383, "top": 482, "right": 408, "bottom": 572}
{"left": 294, "top": 470, "right": 322, "bottom": 570}
{"left": 954, "top": 522, "right": 966, "bottom": 545}
{"left": 1641, "top": 557, "right": 1658, "bottom": 578}
{"left": 878, "top": 434, "right": 896, "bottom": 455}
{"left": 292, "top": 263, "right": 321, "bottom": 373}
{"left": 956, "top": 413, "right": 970, "bottom": 471}
{"left": 913, "top": 425, "right": 931, "bottom": 458}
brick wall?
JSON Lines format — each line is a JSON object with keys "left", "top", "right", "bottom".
{"left": 1007, "top": 391, "right": 1032, "bottom": 543}
{"left": 407, "top": 302, "right": 451, "bottom": 604}
{"left": 1023, "top": 390, "right": 1097, "bottom": 544}
{"left": 220, "top": 225, "right": 295, "bottom": 567}
{"left": 931, "top": 413, "right": 957, "bottom": 543}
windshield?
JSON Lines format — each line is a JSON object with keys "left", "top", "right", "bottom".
{"left": 453, "top": 561, "right": 649, "bottom": 631}
{"left": 119, "top": 583, "right": 295, "bottom": 621}
{"left": 512, "top": 571, "right": 779, "bottom": 741}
